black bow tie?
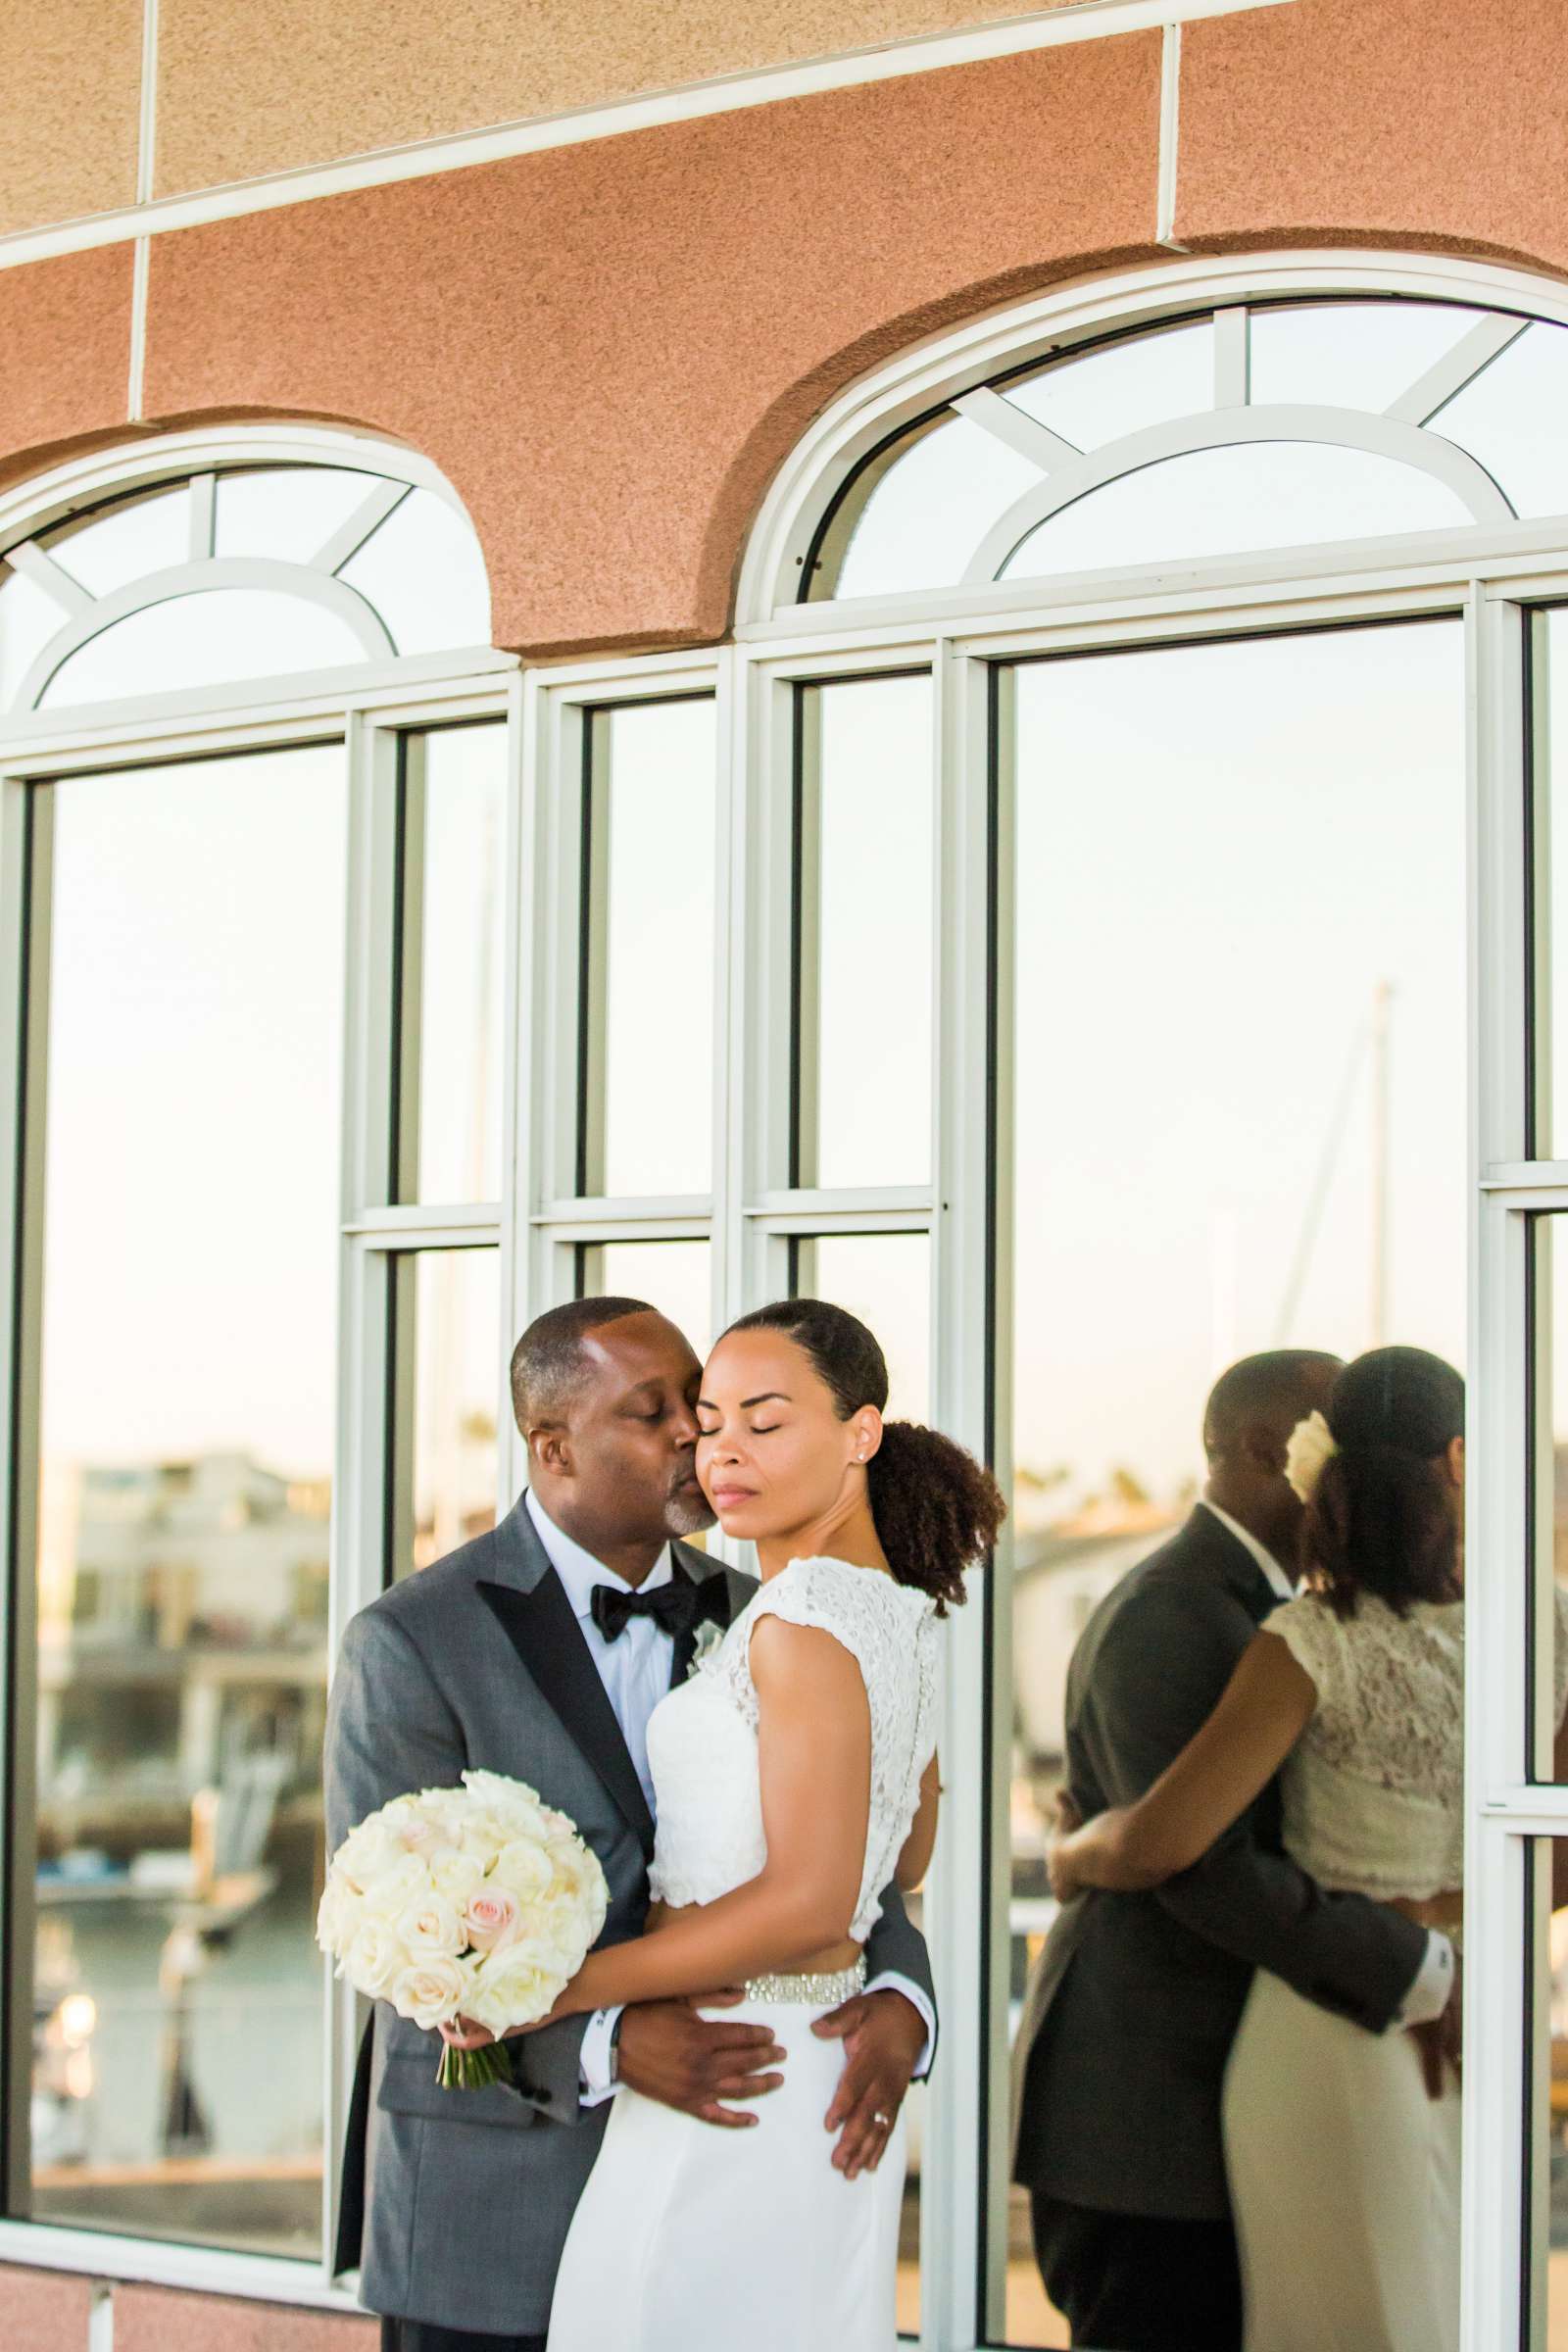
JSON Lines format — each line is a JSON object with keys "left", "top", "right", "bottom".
{"left": 590, "top": 1573, "right": 730, "bottom": 1646}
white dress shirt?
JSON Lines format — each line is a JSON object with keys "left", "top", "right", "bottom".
{"left": 523, "top": 1492, "right": 936, "bottom": 2102}
{"left": 1197, "top": 1495, "right": 1453, "bottom": 2028}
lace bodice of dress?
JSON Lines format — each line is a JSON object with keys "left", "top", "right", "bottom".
{"left": 645, "top": 1555, "right": 941, "bottom": 1942}
{"left": 1265, "top": 1585, "right": 1568, "bottom": 1900}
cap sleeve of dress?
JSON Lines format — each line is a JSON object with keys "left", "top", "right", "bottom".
{"left": 1260, "top": 1593, "right": 1340, "bottom": 1705}
{"left": 747, "top": 1556, "right": 886, "bottom": 1694}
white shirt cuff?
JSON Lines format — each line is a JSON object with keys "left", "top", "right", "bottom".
{"left": 578, "top": 2005, "right": 623, "bottom": 2106}
{"left": 1396, "top": 1931, "right": 1454, "bottom": 2028}
{"left": 863, "top": 1971, "right": 935, "bottom": 2079}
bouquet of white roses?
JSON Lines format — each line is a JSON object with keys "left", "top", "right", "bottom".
{"left": 317, "top": 1769, "right": 608, "bottom": 2090}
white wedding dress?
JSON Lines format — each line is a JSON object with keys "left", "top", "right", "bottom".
{"left": 546, "top": 1554, "right": 941, "bottom": 2352}
{"left": 1223, "top": 1584, "right": 1568, "bottom": 2352}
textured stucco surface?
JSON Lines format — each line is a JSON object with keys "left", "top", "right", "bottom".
{"left": 141, "top": 35, "right": 1163, "bottom": 654}
{"left": 5, "top": 0, "right": 1568, "bottom": 660}
{"left": 1176, "top": 0, "right": 1568, "bottom": 271}
{"left": 0, "top": 2268, "right": 95, "bottom": 2352}
{"left": 153, "top": 0, "right": 1089, "bottom": 194}
{"left": 116, "top": 2284, "right": 376, "bottom": 2351}
{"left": 0, "top": 0, "right": 143, "bottom": 234}
{"left": 0, "top": 245, "right": 135, "bottom": 489}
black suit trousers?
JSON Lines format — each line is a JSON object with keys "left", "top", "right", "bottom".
{"left": 1030, "top": 2189, "right": 1243, "bottom": 2352}
{"left": 389, "top": 2325, "right": 545, "bottom": 2352}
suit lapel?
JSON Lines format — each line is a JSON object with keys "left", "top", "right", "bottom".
{"left": 477, "top": 1500, "right": 656, "bottom": 1859}
{"left": 666, "top": 1543, "right": 753, "bottom": 1689}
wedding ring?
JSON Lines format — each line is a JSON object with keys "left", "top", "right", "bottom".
{"left": 872, "top": 2110, "right": 892, "bottom": 2128}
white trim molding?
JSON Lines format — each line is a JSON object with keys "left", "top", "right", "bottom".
{"left": 0, "top": 0, "right": 1294, "bottom": 274}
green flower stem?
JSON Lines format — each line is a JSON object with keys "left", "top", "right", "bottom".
{"left": 437, "top": 2037, "right": 516, "bottom": 2092}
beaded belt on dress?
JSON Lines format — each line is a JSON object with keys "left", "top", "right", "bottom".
{"left": 743, "top": 1956, "right": 866, "bottom": 2005}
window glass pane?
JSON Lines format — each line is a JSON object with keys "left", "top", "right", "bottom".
{"left": 1434, "top": 319, "right": 1568, "bottom": 518}
{"left": 32, "top": 747, "right": 345, "bottom": 2257}
{"left": 401, "top": 723, "right": 508, "bottom": 1206}
{"left": 43, "top": 484, "right": 188, "bottom": 595}
{"left": 580, "top": 1241, "right": 711, "bottom": 1361}
{"left": 1248, "top": 300, "right": 1485, "bottom": 414}
{"left": 1004, "top": 318, "right": 1213, "bottom": 450}
{"left": 582, "top": 700, "right": 716, "bottom": 1198}
{"left": 1000, "top": 444, "right": 1470, "bottom": 583}
{"left": 393, "top": 1250, "right": 502, "bottom": 1582}
{"left": 794, "top": 1234, "right": 930, "bottom": 1419}
{"left": 1534, "top": 612, "right": 1568, "bottom": 1168}
{"left": 0, "top": 561, "right": 66, "bottom": 709}
{"left": 1530, "top": 1217, "right": 1568, "bottom": 1783}
{"left": 38, "top": 590, "right": 371, "bottom": 709}
{"left": 1530, "top": 1838, "right": 1568, "bottom": 2348}
{"left": 797, "top": 677, "right": 932, "bottom": 1190}
{"left": 215, "top": 466, "right": 385, "bottom": 563}
{"left": 830, "top": 412, "right": 1043, "bottom": 602}
{"left": 1002, "top": 622, "right": 1465, "bottom": 2344}
{"left": 338, "top": 486, "right": 490, "bottom": 654}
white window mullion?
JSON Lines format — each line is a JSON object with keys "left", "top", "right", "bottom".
{"left": 919, "top": 642, "right": 997, "bottom": 2351}
{"left": 1463, "top": 585, "right": 1533, "bottom": 2349}
{"left": 322, "top": 708, "right": 399, "bottom": 2281}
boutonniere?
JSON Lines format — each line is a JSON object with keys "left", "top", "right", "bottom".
{"left": 687, "top": 1621, "right": 724, "bottom": 1678}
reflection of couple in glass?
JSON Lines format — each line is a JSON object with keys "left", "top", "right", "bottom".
{"left": 1014, "top": 1345, "right": 1563, "bottom": 2352}
{"left": 327, "top": 1294, "right": 1002, "bottom": 2352}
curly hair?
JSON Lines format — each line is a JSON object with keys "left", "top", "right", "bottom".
{"left": 1304, "top": 1345, "right": 1464, "bottom": 1620}
{"left": 721, "top": 1298, "right": 1004, "bottom": 1612}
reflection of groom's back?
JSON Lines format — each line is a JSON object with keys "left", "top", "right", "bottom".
{"left": 1008, "top": 1350, "right": 1429, "bottom": 2352}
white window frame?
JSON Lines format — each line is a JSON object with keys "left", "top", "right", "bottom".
{"left": 0, "top": 251, "right": 1564, "bottom": 2346}
{"left": 0, "top": 424, "right": 516, "bottom": 2312}
{"left": 721, "top": 249, "right": 1568, "bottom": 2351}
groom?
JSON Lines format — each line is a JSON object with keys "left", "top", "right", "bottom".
{"left": 1010, "top": 1349, "right": 1458, "bottom": 2352}
{"left": 326, "top": 1295, "right": 936, "bottom": 2352}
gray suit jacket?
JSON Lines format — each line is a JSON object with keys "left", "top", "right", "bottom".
{"left": 325, "top": 1494, "right": 937, "bottom": 2333}
{"left": 1009, "top": 1505, "right": 1429, "bottom": 2222}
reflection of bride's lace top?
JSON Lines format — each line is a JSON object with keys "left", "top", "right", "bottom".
{"left": 1265, "top": 1587, "right": 1568, "bottom": 1900}
{"left": 646, "top": 1555, "right": 942, "bottom": 1942}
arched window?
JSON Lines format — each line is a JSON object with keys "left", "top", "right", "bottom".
{"left": 0, "top": 425, "right": 508, "bottom": 2281}
{"left": 0, "top": 436, "right": 490, "bottom": 713}
{"left": 712, "top": 256, "right": 1568, "bottom": 2345}
{"left": 786, "top": 294, "right": 1568, "bottom": 606}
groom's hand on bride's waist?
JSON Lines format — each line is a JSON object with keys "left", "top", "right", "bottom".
{"left": 617, "top": 1993, "right": 787, "bottom": 2128}
{"left": 814, "top": 1989, "right": 927, "bottom": 2180}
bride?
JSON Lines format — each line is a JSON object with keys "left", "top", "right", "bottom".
{"left": 452, "top": 1297, "right": 1002, "bottom": 2350}
{"left": 1049, "top": 1345, "right": 1568, "bottom": 2352}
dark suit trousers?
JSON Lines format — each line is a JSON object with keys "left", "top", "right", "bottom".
{"left": 1030, "top": 2190, "right": 1243, "bottom": 2352}
{"left": 389, "top": 2324, "right": 546, "bottom": 2352}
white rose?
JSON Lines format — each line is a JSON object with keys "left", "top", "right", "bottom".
{"left": 463, "top": 1952, "right": 561, "bottom": 2036}
{"left": 396, "top": 1891, "right": 466, "bottom": 1959}
{"left": 390, "top": 1957, "right": 467, "bottom": 2032}
{"left": 345, "top": 1918, "right": 408, "bottom": 1999}
{"left": 463, "top": 1770, "right": 542, "bottom": 1817}
{"left": 491, "top": 1838, "right": 553, "bottom": 1904}
{"left": 462, "top": 1887, "right": 522, "bottom": 1954}
{"left": 1284, "top": 1409, "right": 1339, "bottom": 1505}
{"left": 316, "top": 1878, "right": 357, "bottom": 1955}
{"left": 334, "top": 1822, "right": 403, "bottom": 1891}
{"left": 428, "top": 1848, "right": 485, "bottom": 1903}
{"left": 350, "top": 1850, "right": 429, "bottom": 1919}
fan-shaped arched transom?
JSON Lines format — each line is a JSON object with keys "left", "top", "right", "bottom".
{"left": 794, "top": 295, "right": 1568, "bottom": 608}
{"left": 0, "top": 448, "right": 491, "bottom": 714}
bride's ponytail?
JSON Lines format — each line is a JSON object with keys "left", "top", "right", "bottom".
{"left": 722, "top": 1298, "right": 1004, "bottom": 1613}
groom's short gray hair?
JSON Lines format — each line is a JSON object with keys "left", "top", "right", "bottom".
{"left": 510, "top": 1297, "right": 656, "bottom": 1431}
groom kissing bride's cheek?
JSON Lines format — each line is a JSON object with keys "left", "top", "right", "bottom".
{"left": 326, "top": 1292, "right": 997, "bottom": 2352}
